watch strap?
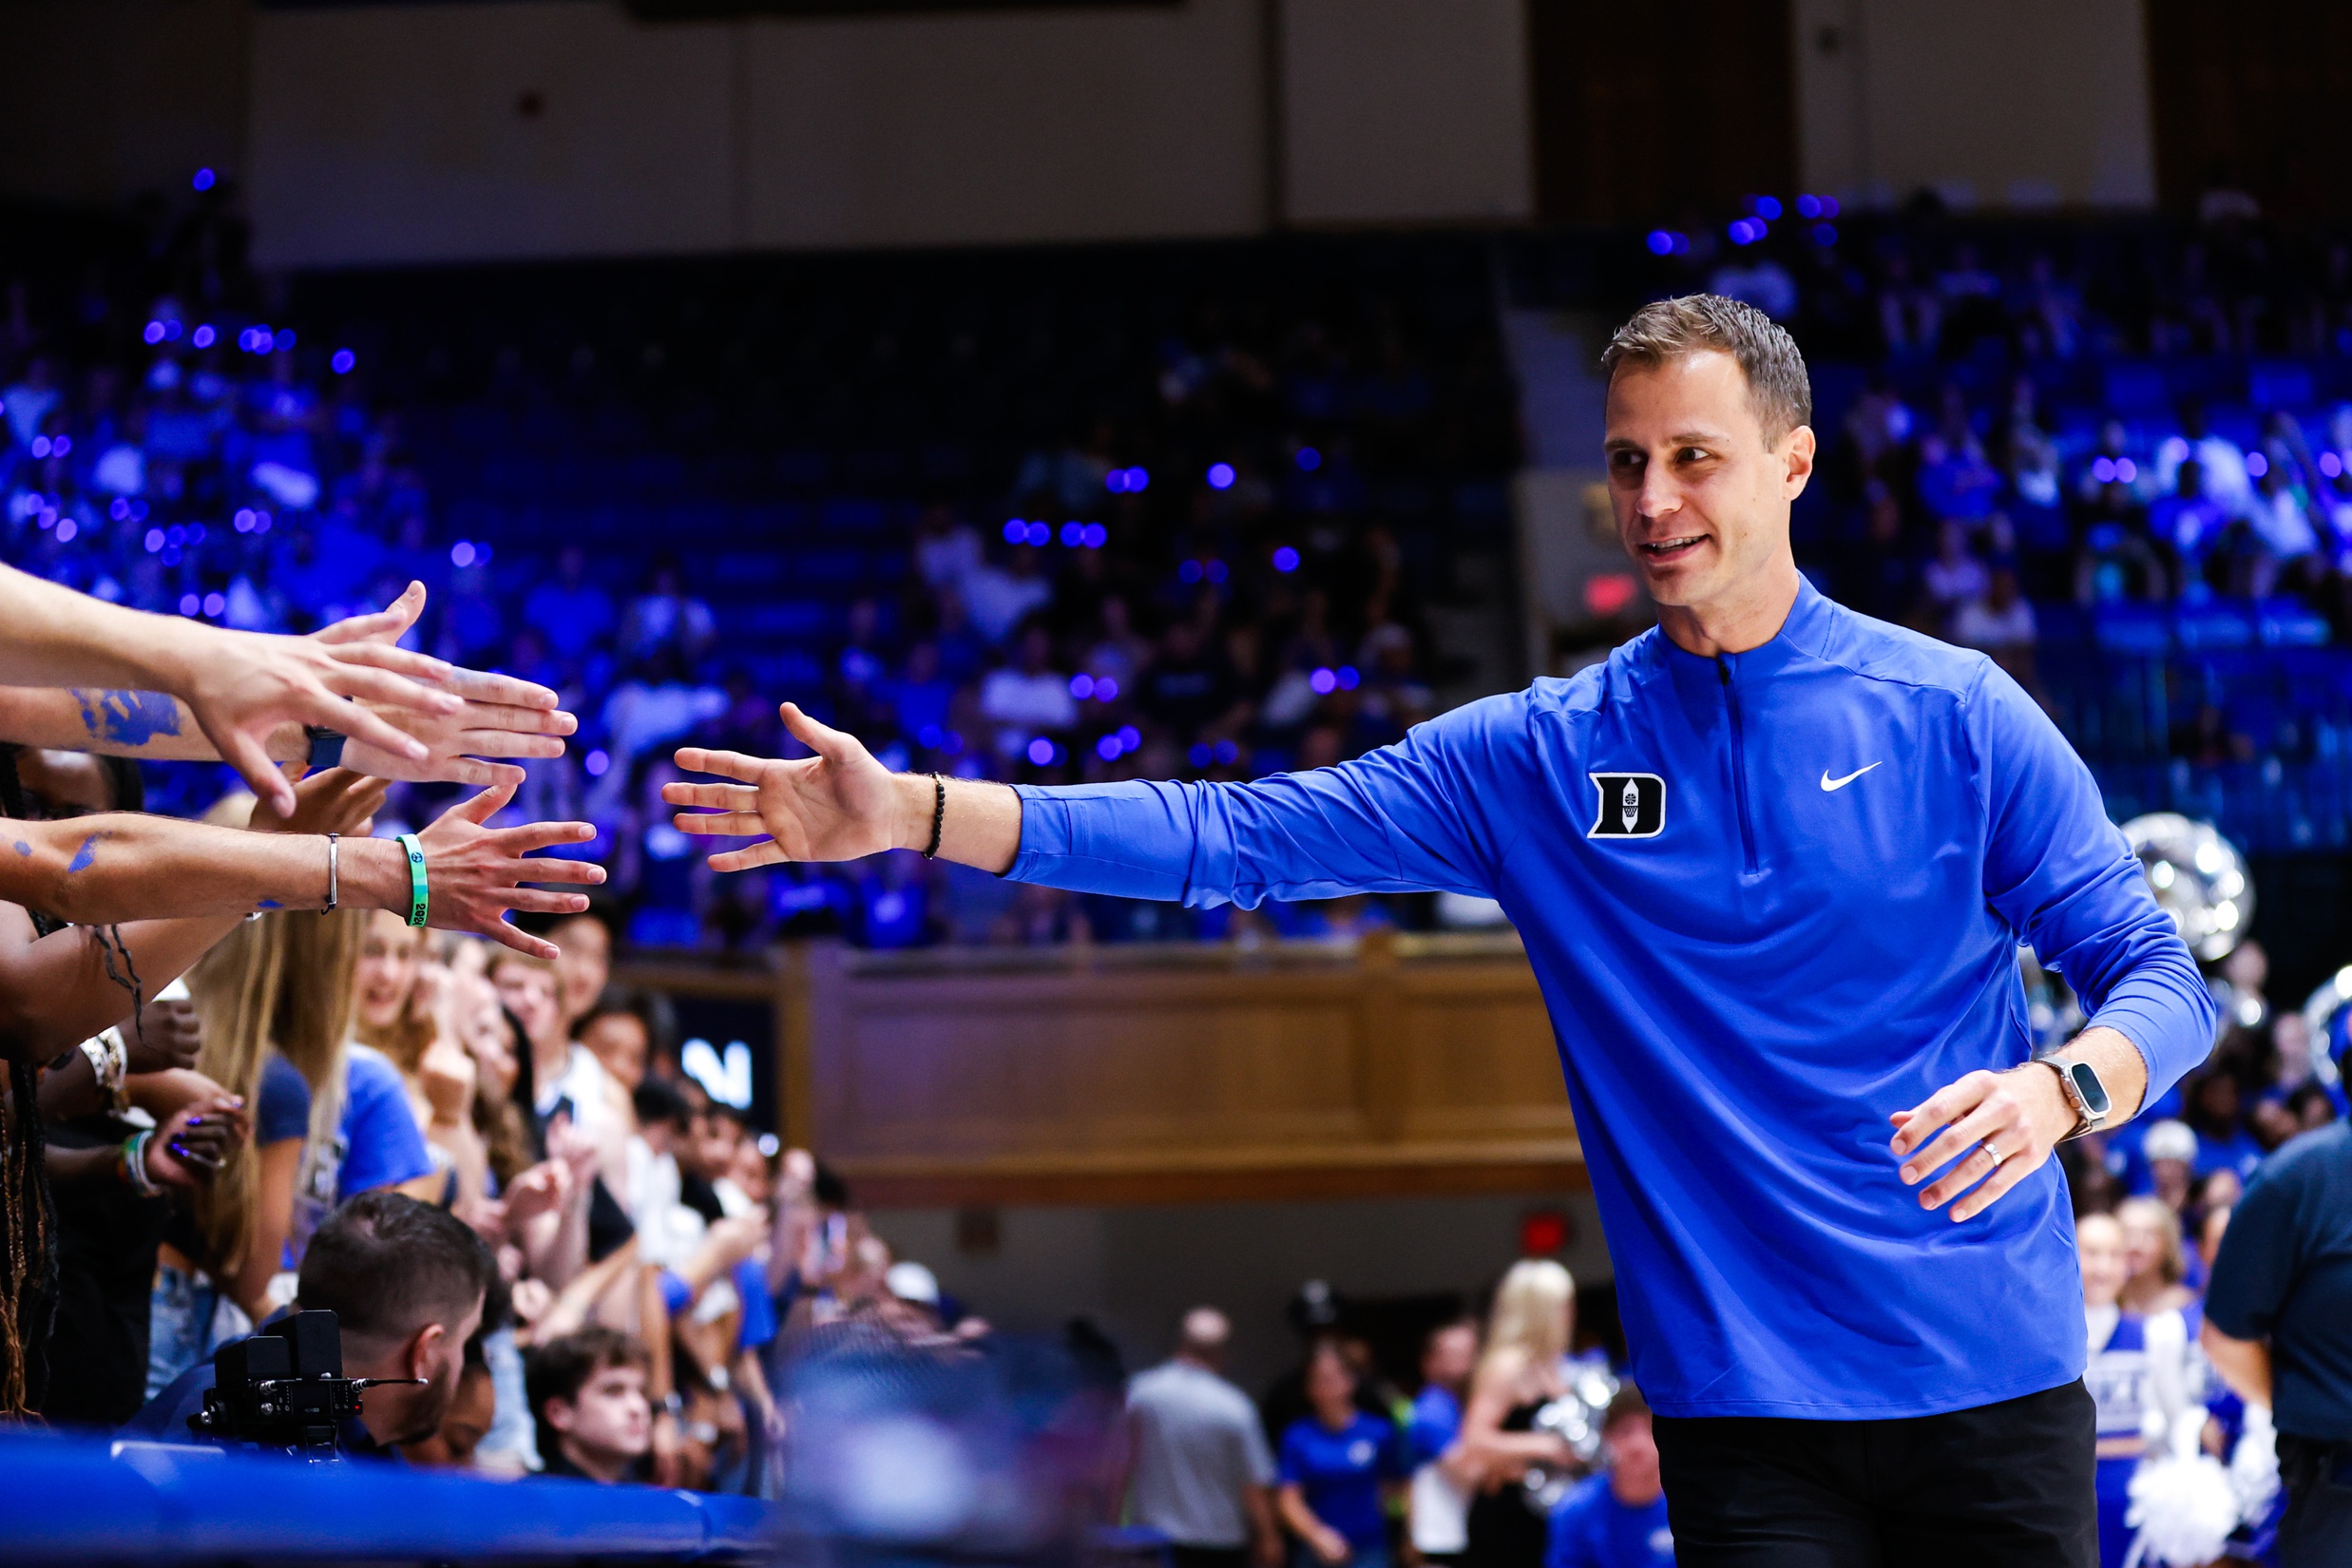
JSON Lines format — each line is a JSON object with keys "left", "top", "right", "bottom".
{"left": 304, "top": 725, "right": 347, "bottom": 771}
{"left": 2039, "top": 1057, "right": 2101, "bottom": 1140}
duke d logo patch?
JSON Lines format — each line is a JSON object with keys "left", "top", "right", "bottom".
{"left": 1587, "top": 773, "right": 1666, "bottom": 838}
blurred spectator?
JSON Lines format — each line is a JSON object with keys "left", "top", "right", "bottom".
{"left": 1541, "top": 1386, "right": 1670, "bottom": 1568}
{"left": 1276, "top": 1340, "right": 1406, "bottom": 1568}
{"left": 528, "top": 1326, "right": 655, "bottom": 1483}
{"left": 1125, "top": 1307, "right": 1283, "bottom": 1568}
{"left": 1463, "top": 1262, "right": 1580, "bottom": 1568}
{"left": 1407, "top": 1318, "right": 1481, "bottom": 1568}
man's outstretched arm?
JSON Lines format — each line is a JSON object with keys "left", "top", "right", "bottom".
{"left": 666, "top": 700, "right": 1508, "bottom": 907}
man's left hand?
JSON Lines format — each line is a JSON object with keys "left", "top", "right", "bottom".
{"left": 1889, "top": 1063, "right": 2078, "bottom": 1222}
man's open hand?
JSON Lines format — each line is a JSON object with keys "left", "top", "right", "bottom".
{"left": 666, "top": 702, "right": 906, "bottom": 870}
{"left": 1889, "top": 1063, "right": 2078, "bottom": 1222}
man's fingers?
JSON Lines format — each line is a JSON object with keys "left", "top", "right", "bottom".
{"left": 448, "top": 778, "right": 520, "bottom": 828}
{"left": 1916, "top": 1144, "right": 2006, "bottom": 1210}
{"left": 320, "top": 689, "right": 438, "bottom": 761}
{"left": 1888, "top": 1070, "right": 1997, "bottom": 1157}
{"left": 487, "top": 819, "right": 596, "bottom": 855}
{"left": 485, "top": 921, "right": 561, "bottom": 960}
{"left": 673, "top": 811, "right": 769, "bottom": 838}
{"left": 220, "top": 729, "right": 296, "bottom": 816}
{"left": 1949, "top": 1153, "right": 2037, "bottom": 1222}
{"left": 663, "top": 780, "right": 759, "bottom": 812}
{"left": 438, "top": 667, "right": 561, "bottom": 710}
{"left": 314, "top": 582, "right": 427, "bottom": 646}
{"left": 505, "top": 888, "right": 596, "bottom": 915}
{"left": 675, "top": 747, "right": 770, "bottom": 784}
{"left": 456, "top": 701, "right": 575, "bottom": 737}
{"left": 1900, "top": 1100, "right": 2010, "bottom": 1187}
{"left": 456, "top": 731, "right": 568, "bottom": 760}
{"left": 778, "top": 701, "right": 857, "bottom": 763}
{"left": 504, "top": 854, "right": 605, "bottom": 886}
{"left": 710, "top": 840, "right": 791, "bottom": 873}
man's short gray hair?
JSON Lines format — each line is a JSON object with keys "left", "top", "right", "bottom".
{"left": 1600, "top": 294, "right": 1812, "bottom": 443}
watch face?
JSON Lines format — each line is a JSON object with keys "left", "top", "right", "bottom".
{"left": 2067, "top": 1061, "right": 2112, "bottom": 1118}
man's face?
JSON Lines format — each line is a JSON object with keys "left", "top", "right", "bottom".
{"left": 359, "top": 1292, "right": 485, "bottom": 1448}
{"left": 492, "top": 962, "right": 562, "bottom": 1048}
{"left": 550, "top": 1363, "right": 652, "bottom": 1465}
{"left": 1421, "top": 1323, "right": 1478, "bottom": 1391}
{"left": 1603, "top": 352, "right": 1813, "bottom": 616}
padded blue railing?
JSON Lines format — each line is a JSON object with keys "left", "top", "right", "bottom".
{"left": 0, "top": 1433, "right": 779, "bottom": 1563}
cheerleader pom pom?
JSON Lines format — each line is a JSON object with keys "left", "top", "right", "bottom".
{"left": 2128, "top": 1454, "right": 2240, "bottom": 1568}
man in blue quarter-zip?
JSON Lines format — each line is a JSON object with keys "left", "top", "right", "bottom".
{"left": 664, "top": 296, "right": 2214, "bottom": 1566}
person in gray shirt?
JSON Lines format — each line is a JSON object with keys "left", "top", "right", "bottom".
{"left": 1127, "top": 1308, "right": 1282, "bottom": 1568}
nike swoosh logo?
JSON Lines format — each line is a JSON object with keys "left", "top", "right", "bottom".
{"left": 1820, "top": 762, "right": 1883, "bottom": 792}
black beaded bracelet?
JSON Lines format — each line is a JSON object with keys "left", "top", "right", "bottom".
{"left": 921, "top": 772, "right": 947, "bottom": 859}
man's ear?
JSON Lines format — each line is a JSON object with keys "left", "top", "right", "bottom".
{"left": 1782, "top": 425, "right": 1818, "bottom": 498}
{"left": 544, "top": 1396, "right": 577, "bottom": 1437}
{"left": 406, "top": 1321, "right": 448, "bottom": 1382}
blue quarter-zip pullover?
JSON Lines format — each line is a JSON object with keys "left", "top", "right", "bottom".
{"left": 1005, "top": 580, "right": 2214, "bottom": 1419}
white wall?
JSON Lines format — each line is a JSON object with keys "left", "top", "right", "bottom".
{"left": 239, "top": 0, "right": 1535, "bottom": 267}
{"left": 1281, "top": 0, "right": 1532, "bottom": 226}
{"left": 1793, "top": 0, "right": 2155, "bottom": 210}
{"left": 869, "top": 1189, "right": 1609, "bottom": 1391}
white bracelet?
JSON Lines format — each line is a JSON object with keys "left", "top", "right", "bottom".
{"left": 78, "top": 1029, "right": 127, "bottom": 1115}
{"left": 122, "top": 1129, "right": 159, "bottom": 1197}
{"left": 324, "top": 832, "right": 339, "bottom": 913}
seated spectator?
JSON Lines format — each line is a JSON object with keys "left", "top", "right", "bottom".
{"left": 1407, "top": 1318, "right": 1480, "bottom": 1568}
{"left": 620, "top": 555, "right": 717, "bottom": 667}
{"left": 1277, "top": 1340, "right": 1406, "bottom": 1568}
{"left": 527, "top": 1326, "right": 655, "bottom": 1483}
{"left": 1543, "top": 1386, "right": 1670, "bottom": 1568}
{"left": 2116, "top": 1195, "right": 2195, "bottom": 1315}
{"left": 980, "top": 621, "right": 1079, "bottom": 757}
{"left": 2141, "top": 1119, "right": 2198, "bottom": 1211}
{"left": 1920, "top": 521, "right": 1989, "bottom": 628}
{"left": 127, "top": 1191, "right": 492, "bottom": 1457}
{"left": 1951, "top": 565, "right": 2036, "bottom": 656}
{"left": 2156, "top": 405, "right": 2253, "bottom": 518}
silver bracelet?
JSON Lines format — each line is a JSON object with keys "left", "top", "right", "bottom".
{"left": 324, "top": 832, "right": 339, "bottom": 913}
{"left": 79, "top": 1029, "right": 127, "bottom": 1114}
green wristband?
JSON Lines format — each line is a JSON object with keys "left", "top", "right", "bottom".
{"left": 395, "top": 832, "right": 429, "bottom": 928}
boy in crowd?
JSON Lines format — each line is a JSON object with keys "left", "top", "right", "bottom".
{"left": 527, "top": 1326, "right": 655, "bottom": 1483}
{"left": 1546, "top": 1386, "right": 1672, "bottom": 1568}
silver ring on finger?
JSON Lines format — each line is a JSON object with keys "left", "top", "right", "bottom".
{"left": 1982, "top": 1139, "right": 2004, "bottom": 1165}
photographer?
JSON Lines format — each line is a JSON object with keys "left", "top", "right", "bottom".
{"left": 125, "top": 1191, "right": 492, "bottom": 1458}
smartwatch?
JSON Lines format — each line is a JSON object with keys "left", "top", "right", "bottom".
{"left": 304, "top": 725, "right": 347, "bottom": 771}
{"left": 2038, "top": 1056, "right": 2113, "bottom": 1141}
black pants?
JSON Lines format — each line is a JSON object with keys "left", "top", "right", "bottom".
{"left": 1169, "top": 1546, "right": 1251, "bottom": 1568}
{"left": 1652, "top": 1380, "right": 2096, "bottom": 1567}
{"left": 2278, "top": 1435, "right": 2352, "bottom": 1568}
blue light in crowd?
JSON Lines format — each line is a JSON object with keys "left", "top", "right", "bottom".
{"left": 1646, "top": 231, "right": 1676, "bottom": 257}
{"left": 1178, "top": 560, "right": 1203, "bottom": 583}
{"left": 144, "top": 321, "right": 167, "bottom": 345}
{"left": 2248, "top": 450, "right": 2270, "bottom": 478}
{"left": 167, "top": 526, "right": 187, "bottom": 547}
{"left": 1310, "top": 666, "right": 1337, "bottom": 695}
{"left": 1106, "top": 467, "right": 1150, "bottom": 493}
{"left": 583, "top": 748, "right": 611, "bottom": 778}
{"left": 29, "top": 436, "right": 50, "bottom": 459}
{"left": 1820, "top": 196, "right": 1841, "bottom": 217}
{"left": 1750, "top": 195, "right": 1783, "bottom": 220}
{"left": 1205, "top": 560, "right": 1228, "bottom": 583}
{"left": 1795, "top": 195, "right": 1822, "bottom": 219}
{"left": 1080, "top": 523, "right": 1108, "bottom": 548}
{"left": 1213, "top": 739, "right": 1238, "bottom": 765}
{"left": 1095, "top": 676, "right": 1119, "bottom": 701}
{"left": 2092, "top": 457, "right": 2115, "bottom": 483}
{"left": 1188, "top": 743, "right": 1212, "bottom": 768}
{"left": 51, "top": 435, "right": 68, "bottom": 455}
{"left": 1337, "top": 665, "right": 1360, "bottom": 691}
{"left": 252, "top": 510, "right": 270, "bottom": 533}
{"left": 187, "top": 523, "right": 206, "bottom": 545}
{"left": 918, "top": 724, "right": 945, "bottom": 750}
{"left": 1207, "top": 462, "right": 1235, "bottom": 490}
{"left": 1024, "top": 521, "right": 1051, "bottom": 546}
{"left": 332, "top": 349, "right": 355, "bottom": 374}
{"left": 2323, "top": 452, "right": 2343, "bottom": 478}
{"left": 179, "top": 594, "right": 200, "bottom": 617}
{"left": 1026, "top": 737, "right": 1057, "bottom": 767}
{"left": 1295, "top": 447, "right": 1321, "bottom": 471}
{"left": 233, "top": 508, "right": 256, "bottom": 533}
{"left": 109, "top": 499, "right": 130, "bottom": 521}
{"left": 1003, "top": 519, "right": 1026, "bottom": 543}
{"left": 193, "top": 168, "right": 216, "bottom": 192}
{"left": 1272, "top": 545, "right": 1301, "bottom": 573}
{"left": 202, "top": 592, "right": 226, "bottom": 618}
{"left": 192, "top": 325, "right": 216, "bottom": 349}
{"left": 1096, "top": 734, "right": 1122, "bottom": 762}
{"left": 53, "top": 519, "right": 75, "bottom": 544}
{"left": 144, "top": 528, "right": 165, "bottom": 552}
{"left": 1812, "top": 223, "right": 1838, "bottom": 247}
{"left": 2116, "top": 458, "right": 2136, "bottom": 482}
{"left": 277, "top": 330, "right": 296, "bottom": 350}
{"left": 1069, "top": 674, "right": 1095, "bottom": 699}
{"left": 1117, "top": 725, "right": 1140, "bottom": 751}
{"left": 1060, "top": 522, "right": 1084, "bottom": 546}
{"left": 1729, "top": 219, "right": 1765, "bottom": 246}
{"left": 450, "top": 541, "right": 478, "bottom": 567}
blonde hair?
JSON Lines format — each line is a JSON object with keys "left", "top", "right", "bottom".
{"left": 353, "top": 909, "right": 434, "bottom": 1074}
{"left": 2117, "top": 1195, "right": 2188, "bottom": 1287}
{"left": 187, "top": 908, "right": 367, "bottom": 1275}
{"left": 1481, "top": 1258, "right": 1574, "bottom": 1379}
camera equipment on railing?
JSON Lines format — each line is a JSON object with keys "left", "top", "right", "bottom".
{"left": 189, "top": 1310, "right": 418, "bottom": 1460}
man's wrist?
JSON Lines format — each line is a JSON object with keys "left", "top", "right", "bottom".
{"left": 344, "top": 837, "right": 409, "bottom": 914}
{"left": 889, "top": 772, "right": 934, "bottom": 853}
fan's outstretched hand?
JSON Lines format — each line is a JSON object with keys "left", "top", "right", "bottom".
{"left": 667, "top": 702, "right": 905, "bottom": 871}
